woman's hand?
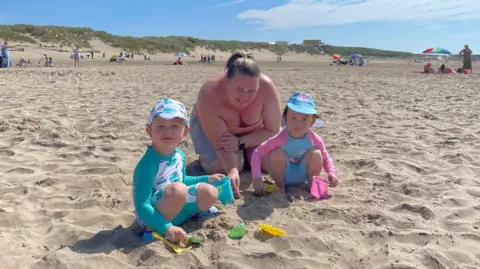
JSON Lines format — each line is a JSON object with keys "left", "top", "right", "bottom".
{"left": 227, "top": 168, "right": 241, "bottom": 199}
{"left": 217, "top": 133, "right": 239, "bottom": 152}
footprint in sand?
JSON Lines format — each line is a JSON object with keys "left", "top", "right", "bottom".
{"left": 0, "top": 149, "right": 15, "bottom": 157}
{"left": 7, "top": 167, "right": 35, "bottom": 174}
{"left": 75, "top": 167, "right": 118, "bottom": 175}
{"left": 393, "top": 203, "right": 436, "bottom": 220}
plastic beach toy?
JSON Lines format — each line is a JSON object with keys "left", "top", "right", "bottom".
{"left": 212, "top": 177, "right": 235, "bottom": 205}
{"left": 228, "top": 223, "right": 246, "bottom": 239}
{"left": 311, "top": 176, "right": 329, "bottom": 199}
{"left": 258, "top": 224, "right": 286, "bottom": 236}
{"left": 263, "top": 183, "right": 279, "bottom": 193}
{"left": 187, "top": 235, "right": 205, "bottom": 244}
{"left": 142, "top": 231, "right": 192, "bottom": 254}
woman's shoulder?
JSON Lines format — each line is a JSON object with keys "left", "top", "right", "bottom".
{"left": 198, "top": 74, "right": 223, "bottom": 98}
{"left": 258, "top": 73, "right": 279, "bottom": 99}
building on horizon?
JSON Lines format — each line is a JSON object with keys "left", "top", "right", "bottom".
{"left": 303, "top": 39, "right": 324, "bottom": 46}
{"left": 275, "top": 41, "right": 289, "bottom": 46}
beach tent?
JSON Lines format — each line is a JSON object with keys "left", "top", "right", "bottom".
{"left": 348, "top": 53, "right": 365, "bottom": 66}
{"left": 175, "top": 52, "right": 188, "bottom": 57}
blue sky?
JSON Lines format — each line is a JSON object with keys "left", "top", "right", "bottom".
{"left": 1, "top": 0, "right": 478, "bottom": 53}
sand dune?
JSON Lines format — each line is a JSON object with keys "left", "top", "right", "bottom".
{"left": 0, "top": 60, "right": 479, "bottom": 269}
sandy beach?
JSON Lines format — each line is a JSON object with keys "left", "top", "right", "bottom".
{"left": 1, "top": 58, "right": 480, "bottom": 269}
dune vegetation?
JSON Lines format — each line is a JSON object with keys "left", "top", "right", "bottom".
{"left": 0, "top": 24, "right": 414, "bottom": 58}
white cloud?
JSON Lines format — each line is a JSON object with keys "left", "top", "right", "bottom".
{"left": 210, "top": 0, "right": 245, "bottom": 9}
{"left": 237, "top": 0, "right": 480, "bottom": 29}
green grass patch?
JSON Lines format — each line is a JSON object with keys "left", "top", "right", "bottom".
{"left": 0, "top": 24, "right": 414, "bottom": 58}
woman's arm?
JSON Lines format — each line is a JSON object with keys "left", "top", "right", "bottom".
{"left": 196, "top": 86, "right": 238, "bottom": 174}
{"left": 240, "top": 76, "right": 282, "bottom": 148}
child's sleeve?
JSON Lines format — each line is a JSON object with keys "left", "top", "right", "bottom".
{"left": 310, "top": 131, "right": 337, "bottom": 176}
{"left": 251, "top": 129, "right": 286, "bottom": 181}
{"left": 179, "top": 150, "right": 209, "bottom": 186}
{"left": 133, "top": 160, "right": 172, "bottom": 235}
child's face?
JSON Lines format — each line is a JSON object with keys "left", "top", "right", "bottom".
{"left": 284, "top": 108, "right": 315, "bottom": 139}
{"left": 146, "top": 117, "right": 188, "bottom": 150}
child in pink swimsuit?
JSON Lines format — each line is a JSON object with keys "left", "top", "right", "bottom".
{"left": 251, "top": 92, "right": 339, "bottom": 196}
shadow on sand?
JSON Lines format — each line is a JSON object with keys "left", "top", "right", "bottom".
{"left": 70, "top": 209, "right": 222, "bottom": 255}
{"left": 187, "top": 160, "right": 291, "bottom": 222}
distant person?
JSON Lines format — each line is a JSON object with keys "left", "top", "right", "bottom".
{"left": 438, "top": 64, "right": 455, "bottom": 74}
{"left": 16, "top": 57, "right": 29, "bottom": 67}
{"left": 423, "top": 63, "right": 435, "bottom": 73}
{"left": 38, "top": 52, "right": 49, "bottom": 67}
{"left": 1, "top": 41, "right": 12, "bottom": 68}
{"left": 48, "top": 57, "right": 54, "bottom": 67}
{"left": 73, "top": 47, "right": 80, "bottom": 67}
{"left": 189, "top": 51, "right": 282, "bottom": 198}
{"left": 212, "top": 54, "right": 215, "bottom": 62}
{"left": 459, "top": 45, "right": 472, "bottom": 73}
{"left": 173, "top": 57, "right": 183, "bottom": 65}
{"left": 102, "top": 52, "right": 105, "bottom": 58}
{"left": 91, "top": 51, "right": 94, "bottom": 59}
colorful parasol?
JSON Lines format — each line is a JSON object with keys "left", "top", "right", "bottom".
{"left": 422, "top": 47, "right": 452, "bottom": 55}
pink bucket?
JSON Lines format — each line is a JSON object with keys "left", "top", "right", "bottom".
{"left": 311, "top": 176, "right": 329, "bottom": 199}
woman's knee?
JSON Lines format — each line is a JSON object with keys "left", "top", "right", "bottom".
{"left": 199, "top": 151, "right": 244, "bottom": 174}
{"left": 305, "top": 149, "right": 323, "bottom": 165}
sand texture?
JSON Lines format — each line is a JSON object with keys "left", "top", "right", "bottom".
{"left": 1, "top": 60, "right": 480, "bottom": 269}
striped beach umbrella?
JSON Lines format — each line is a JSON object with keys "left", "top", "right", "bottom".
{"left": 422, "top": 47, "right": 452, "bottom": 55}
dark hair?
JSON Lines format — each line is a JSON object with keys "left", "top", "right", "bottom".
{"left": 225, "top": 50, "right": 260, "bottom": 79}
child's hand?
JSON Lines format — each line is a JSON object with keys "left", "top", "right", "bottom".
{"left": 165, "top": 225, "right": 187, "bottom": 244}
{"left": 253, "top": 178, "right": 264, "bottom": 196}
{"left": 328, "top": 174, "right": 339, "bottom": 187}
{"left": 208, "top": 173, "right": 225, "bottom": 184}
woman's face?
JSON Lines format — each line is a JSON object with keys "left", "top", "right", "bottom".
{"left": 226, "top": 74, "right": 259, "bottom": 110}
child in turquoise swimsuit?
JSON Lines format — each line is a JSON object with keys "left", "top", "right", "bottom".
{"left": 133, "top": 97, "right": 224, "bottom": 243}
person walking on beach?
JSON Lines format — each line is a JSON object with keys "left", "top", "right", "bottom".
{"left": 189, "top": 50, "right": 282, "bottom": 199}
{"left": 459, "top": 45, "right": 473, "bottom": 73}
{"left": 1, "top": 41, "right": 12, "bottom": 68}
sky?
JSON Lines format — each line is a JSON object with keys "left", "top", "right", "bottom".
{"left": 1, "top": 0, "right": 479, "bottom": 53}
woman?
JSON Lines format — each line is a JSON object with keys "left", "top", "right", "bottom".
{"left": 73, "top": 46, "right": 80, "bottom": 67}
{"left": 1, "top": 41, "right": 12, "bottom": 68}
{"left": 190, "top": 51, "right": 282, "bottom": 198}
{"left": 459, "top": 45, "right": 473, "bottom": 72}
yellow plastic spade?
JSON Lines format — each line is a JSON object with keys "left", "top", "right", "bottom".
{"left": 152, "top": 232, "right": 192, "bottom": 254}
{"left": 258, "top": 224, "right": 286, "bottom": 236}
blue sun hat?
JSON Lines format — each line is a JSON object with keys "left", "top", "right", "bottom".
{"left": 146, "top": 97, "right": 189, "bottom": 126}
{"left": 287, "top": 91, "right": 318, "bottom": 115}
